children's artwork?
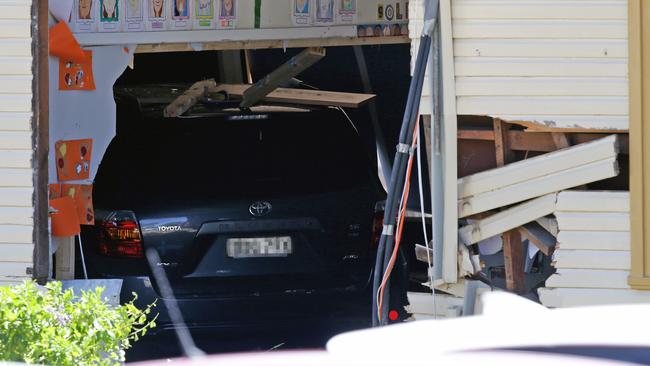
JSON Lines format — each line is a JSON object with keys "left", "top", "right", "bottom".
{"left": 98, "top": 0, "right": 121, "bottom": 32}
{"left": 169, "top": 0, "right": 192, "bottom": 30}
{"left": 50, "top": 196, "right": 81, "bottom": 237}
{"left": 73, "top": 0, "right": 97, "bottom": 32}
{"left": 59, "top": 50, "right": 96, "bottom": 91}
{"left": 49, "top": 21, "right": 88, "bottom": 64}
{"left": 218, "top": 0, "right": 236, "bottom": 28}
{"left": 124, "top": 0, "right": 145, "bottom": 31}
{"left": 62, "top": 184, "right": 95, "bottom": 225}
{"left": 193, "top": 0, "right": 215, "bottom": 29}
{"left": 146, "top": 0, "right": 167, "bottom": 31}
{"left": 314, "top": 0, "right": 334, "bottom": 25}
{"left": 49, "top": 183, "right": 62, "bottom": 199}
{"left": 336, "top": 0, "right": 356, "bottom": 23}
{"left": 55, "top": 138, "right": 93, "bottom": 181}
{"left": 291, "top": 0, "right": 311, "bottom": 26}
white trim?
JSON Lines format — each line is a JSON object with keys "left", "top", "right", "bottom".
{"left": 459, "top": 193, "right": 557, "bottom": 245}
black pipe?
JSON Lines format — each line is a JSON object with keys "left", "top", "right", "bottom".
{"left": 372, "top": 34, "right": 432, "bottom": 326}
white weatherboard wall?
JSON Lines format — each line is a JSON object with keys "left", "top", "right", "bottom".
{"left": 451, "top": 0, "right": 628, "bottom": 131}
{"left": 0, "top": 0, "right": 34, "bottom": 286}
{"left": 537, "top": 191, "right": 650, "bottom": 307}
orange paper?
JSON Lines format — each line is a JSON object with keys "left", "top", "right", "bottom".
{"left": 55, "top": 138, "right": 93, "bottom": 181}
{"left": 59, "top": 50, "right": 95, "bottom": 91}
{"left": 48, "top": 183, "right": 62, "bottom": 199}
{"left": 50, "top": 196, "right": 81, "bottom": 237}
{"left": 62, "top": 184, "right": 94, "bottom": 225}
{"left": 49, "top": 22, "right": 88, "bottom": 64}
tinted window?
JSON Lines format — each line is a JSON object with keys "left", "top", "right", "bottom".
{"left": 96, "top": 110, "right": 374, "bottom": 204}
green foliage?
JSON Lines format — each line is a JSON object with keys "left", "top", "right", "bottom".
{"left": 0, "top": 281, "right": 156, "bottom": 366}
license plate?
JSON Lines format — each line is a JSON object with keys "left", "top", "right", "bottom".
{"left": 226, "top": 236, "right": 293, "bottom": 258}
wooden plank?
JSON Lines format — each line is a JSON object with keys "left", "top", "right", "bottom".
{"left": 459, "top": 193, "right": 557, "bottom": 245}
{"left": 0, "top": 75, "right": 31, "bottom": 94}
{"left": 0, "top": 150, "right": 32, "bottom": 168}
{"left": 0, "top": 187, "right": 32, "bottom": 207}
{"left": 538, "top": 288, "right": 650, "bottom": 308}
{"left": 537, "top": 216, "right": 559, "bottom": 237}
{"left": 519, "top": 222, "right": 556, "bottom": 256}
{"left": 499, "top": 115, "right": 629, "bottom": 132}
{"left": 551, "top": 133, "right": 571, "bottom": 149}
{"left": 0, "top": 56, "right": 33, "bottom": 76}
{"left": 459, "top": 157, "right": 618, "bottom": 218}
{"left": 0, "top": 169, "right": 32, "bottom": 187}
{"left": 0, "top": 95, "right": 31, "bottom": 113}
{"left": 557, "top": 231, "right": 630, "bottom": 251}
{"left": 453, "top": 39, "right": 628, "bottom": 59}
{"left": 0, "top": 243, "right": 34, "bottom": 262}
{"left": 457, "top": 96, "right": 628, "bottom": 116}
{"left": 0, "top": 131, "right": 31, "bottom": 150}
{"left": 0, "top": 262, "right": 30, "bottom": 278}
{"left": 455, "top": 57, "right": 627, "bottom": 77}
{"left": 452, "top": 1, "right": 627, "bottom": 20}
{"left": 0, "top": 225, "right": 32, "bottom": 244}
{"left": 0, "top": 207, "right": 32, "bottom": 225}
{"left": 215, "top": 84, "right": 376, "bottom": 108}
{"left": 164, "top": 79, "right": 216, "bottom": 118}
{"left": 557, "top": 191, "right": 630, "bottom": 212}
{"left": 545, "top": 269, "right": 630, "bottom": 289}
{"left": 0, "top": 4, "right": 31, "bottom": 20}
{"left": 503, "top": 228, "right": 525, "bottom": 294}
{"left": 0, "top": 39, "right": 31, "bottom": 57}
{"left": 458, "top": 135, "right": 618, "bottom": 199}
{"left": 0, "top": 20, "right": 31, "bottom": 38}
{"left": 0, "top": 112, "right": 32, "bottom": 131}
{"left": 453, "top": 19, "right": 626, "bottom": 39}
{"left": 556, "top": 212, "right": 630, "bottom": 232}
{"left": 55, "top": 237, "right": 75, "bottom": 280}
{"left": 136, "top": 36, "right": 410, "bottom": 53}
{"left": 456, "top": 76, "right": 628, "bottom": 97}
{"left": 492, "top": 119, "right": 512, "bottom": 166}
{"left": 553, "top": 250, "right": 630, "bottom": 270}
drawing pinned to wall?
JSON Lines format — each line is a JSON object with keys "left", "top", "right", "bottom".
{"left": 377, "top": 3, "right": 384, "bottom": 21}
{"left": 59, "top": 50, "right": 96, "bottom": 91}
{"left": 55, "top": 139, "right": 93, "bottom": 181}
{"left": 98, "top": 0, "right": 120, "bottom": 31}
{"left": 124, "top": 0, "right": 145, "bottom": 31}
{"left": 336, "top": 0, "right": 356, "bottom": 23}
{"left": 62, "top": 184, "right": 95, "bottom": 225}
{"left": 146, "top": 0, "right": 168, "bottom": 30}
{"left": 357, "top": 24, "right": 402, "bottom": 38}
{"left": 314, "top": 0, "right": 334, "bottom": 25}
{"left": 170, "top": 0, "right": 192, "bottom": 29}
{"left": 292, "top": 0, "right": 311, "bottom": 26}
{"left": 194, "top": 0, "right": 216, "bottom": 29}
{"left": 73, "top": 0, "right": 97, "bottom": 32}
{"left": 218, "top": 0, "right": 236, "bottom": 28}
{"left": 50, "top": 196, "right": 81, "bottom": 237}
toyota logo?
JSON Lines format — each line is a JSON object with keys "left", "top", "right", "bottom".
{"left": 249, "top": 201, "right": 272, "bottom": 217}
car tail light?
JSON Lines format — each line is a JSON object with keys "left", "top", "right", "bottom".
{"left": 98, "top": 210, "right": 144, "bottom": 259}
{"left": 371, "top": 211, "right": 384, "bottom": 249}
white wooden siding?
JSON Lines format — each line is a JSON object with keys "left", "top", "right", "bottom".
{"left": 0, "top": 0, "right": 34, "bottom": 285}
{"left": 450, "top": 0, "right": 629, "bottom": 131}
{"left": 538, "top": 191, "right": 644, "bottom": 307}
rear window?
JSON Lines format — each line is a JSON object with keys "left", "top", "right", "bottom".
{"left": 96, "top": 110, "right": 374, "bottom": 202}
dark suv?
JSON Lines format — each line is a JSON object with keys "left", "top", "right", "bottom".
{"left": 81, "top": 87, "right": 385, "bottom": 331}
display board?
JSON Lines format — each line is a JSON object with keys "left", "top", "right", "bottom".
{"left": 60, "top": 0, "right": 409, "bottom": 47}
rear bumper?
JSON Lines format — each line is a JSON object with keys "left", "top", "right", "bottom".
{"left": 119, "top": 276, "right": 371, "bottom": 333}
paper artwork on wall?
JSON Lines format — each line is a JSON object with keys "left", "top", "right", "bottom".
{"left": 193, "top": 0, "right": 216, "bottom": 29}
{"left": 58, "top": 50, "right": 96, "bottom": 91}
{"left": 218, "top": 0, "right": 236, "bottom": 28}
{"left": 146, "top": 0, "right": 168, "bottom": 31}
{"left": 124, "top": 0, "right": 145, "bottom": 31}
{"left": 292, "top": 0, "right": 311, "bottom": 26}
{"left": 73, "top": 0, "right": 97, "bottom": 32}
{"left": 170, "top": 0, "right": 192, "bottom": 30}
{"left": 55, "top": 138, "right": 93, "bottom": 181}
{"left": 98, "top": 0, "right": 121, "bottom": 31}
{"left": 336, "top": 0, "right": 356, "bottom": 23}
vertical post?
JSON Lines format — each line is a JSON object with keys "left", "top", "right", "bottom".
{"left": 493, "top": 118, "right": 525, "bottom": 294}
{"left": 32, "top": 0, "right": 50, "bottom": 284}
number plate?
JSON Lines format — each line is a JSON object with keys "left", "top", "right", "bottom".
{"left": 226, "top": 236, "right": 293, "bottom": 258}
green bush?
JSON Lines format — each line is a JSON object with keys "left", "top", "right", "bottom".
{"left": 0, "top": 280, "right": 156, "bottom": 366}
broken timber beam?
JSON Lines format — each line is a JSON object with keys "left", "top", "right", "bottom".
{"left": 518, "top": 222, "right": 556, "bottom": 256}
{"left": 164, "top": 79, "right": 217, "bottom": 118}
